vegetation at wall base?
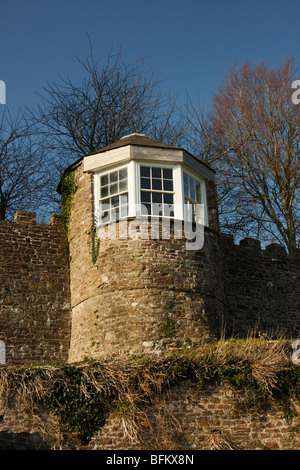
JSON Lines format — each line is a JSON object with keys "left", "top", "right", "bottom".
{"left": 0, "top": 334, "right": 299, "bottom": 449}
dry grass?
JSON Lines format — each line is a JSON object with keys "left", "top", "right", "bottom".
{"left": 0, "top": 331, "right": 296, "bottom": 449}
{"left": 206, "top": 331, "right": 291, "bottom": 392}
{"left": 206, "top": 429, "right": 236, "bottom": 450}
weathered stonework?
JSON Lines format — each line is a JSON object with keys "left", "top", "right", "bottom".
{"left": 0, "top": 211, "right": 71, "bottom": 365}
{"left": 2, "top": 156, "right": 300, "bottom": 368}
{"left": 67, "top": 162, "right": 225, "bottom": 362}
{"left": 221, "top": 234, "right": 300, "bottom": 338}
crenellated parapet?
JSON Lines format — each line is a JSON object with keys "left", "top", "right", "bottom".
{"left": 220, "top": 233, "right": 300, "bottom": 338}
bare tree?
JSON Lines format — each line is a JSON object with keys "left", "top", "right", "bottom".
{"left": 30, "top": 47, "right": 187, "bottom": 179}
{"left": 187, "top": 57, "right": 300, "bottom": 252}
{"left": 0, "top": 109, "right": 50, "bottom": 221}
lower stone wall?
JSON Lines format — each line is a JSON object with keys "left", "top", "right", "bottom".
{"left": 0, "top": 380, "right": 299, "bottom": 450}
{"left": 91, "top": 382, "right": 300, "bottom": 451}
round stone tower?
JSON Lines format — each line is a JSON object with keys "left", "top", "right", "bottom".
{"left": 59, "top": 134, "right": 225, "bottom": 362}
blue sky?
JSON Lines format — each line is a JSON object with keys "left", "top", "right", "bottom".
{"left": 1, "top": 0, "right": 300, "bottom": 116}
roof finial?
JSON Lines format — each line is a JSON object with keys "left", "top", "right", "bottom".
{"left": 120, "top": 133, "right": 145, "bottom": 139}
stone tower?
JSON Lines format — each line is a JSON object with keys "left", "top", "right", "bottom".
{"left": 58, "top": 134, "right": 225, "bottom": 362}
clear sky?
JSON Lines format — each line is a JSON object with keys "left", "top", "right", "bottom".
{"left": 1, "top": 0, "right": 300, "bottom": 116}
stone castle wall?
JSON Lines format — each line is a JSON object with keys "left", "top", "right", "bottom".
{"left": 66, "top": 160, "right": 300, "bottom": 363}
{"left": 0, "top": 211, "right": 71, "bottom": 365}
{"left": 1, "top": 160, "right": 300, "bottom": 367}
{"left": 221, "top": 234, "right": 300, "bottom": 339}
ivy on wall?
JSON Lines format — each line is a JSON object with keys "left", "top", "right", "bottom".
{"left": 54, "top": 171, "right": 78, "bottom": 238}
{"left": 88, "top": 225, "right": 100, "bottom": 264}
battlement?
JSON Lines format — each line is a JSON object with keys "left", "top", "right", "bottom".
{"left": 13, "top": 210, "right": 37, "bottom": 224}
{"left": 223, "top": 233, "right": 294, "bottom": 252}
{"left": 219, "top": 233, "right": 300, "bottom": 338}
{"left": 0, "top": 210, "right": 63, "bottom": 228}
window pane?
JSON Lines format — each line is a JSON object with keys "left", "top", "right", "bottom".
{"left": 189, "top": 177, "right": 195, "bottom": 188}
{"left": 141, "top": 177, "right": 151, "bottom": 189}
{"left": 99, "top": 198, "right": 110, "bottom": 221}
{"left": 101, "top": 197, "right": 110, "bottom": 207}
{"left": 100, "top": 209, "right": 110, "bottom": 221}
{"left": 152, "top": 167, "right": 161, "bottom": 179}
{"left": 152, "top": 179, "right": 162, "bottom": 190}
{"left": 120, "top": 205, "right": 128, "bottom": 218}
{"left": 110, "top": 171, "right": 118, "bottom": 183}
{"left": 119, "top": 179, "right": 128, "bottom": 192}
{"left": 184, "top": 174, "right": 189, "bottom": 185}
{"left": 163, "top": 168, "right": 172, "bottom": 179}
{"left": 111, "top": 207, "right": 119, "bottom": 221}
{"left": 111, "top": 195, "right": 119, "bottom": 207}
{"left": 101, "top": 174, "right": 108, "bottom": 186}
{"left": 143, "top": 203, "right": 151, "bottom": 215}
{"left": 141, "top": 191, "right": 151, "bottom": 203}
{"left": 163, "top": 180, "right": 173, "bottom": 191}
{"left": 141, "top": 166, "right": 150, "bottom": 177}
{"left": 120, "top": 194, "right": 128, "bottom": 205}
{"left": 110, "top": 183, "right": 118, "bottom": 195}
{"left": 168, "top": 207, "right": 175, "bottom": 218}
{"left": 153, "top": 205, "right": 163, "bottom": 216}
{"left": 184, "top": 185, "right": 189, "bottom": 197}
{"left": 119, "top": 168, "right": 127, "bottom": 180}
{"left": 163, "top": 193, "right": 173, "bottom": 204}
{"left": 101, "top": 186, "right": 109, "bottom": 198}
{"left": 152, "top": 192, "right": 162, "bottom": 204}
{"left": 184, "top": 200, "right": 192, "bottom": 221}
{"left": 190, "top": 189, "right": 196, "bottom": 201}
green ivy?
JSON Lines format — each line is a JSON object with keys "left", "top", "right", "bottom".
{"left": 44, "top": 365, "right": 110, "bottom": 444}
{"left": 89, "top": 224, "right": 100, "bottom": 264}
{"left": 273, "top": 366, "right": 300, "bottom": 421}
{"left": 164, "top": 315, "right": 176, "bottom": 338}
{"left": 55, "top": 171, "right": 78, "bottom": 238}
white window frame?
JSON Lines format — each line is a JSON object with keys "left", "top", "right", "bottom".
{"left": 136, "top": 162, "right": 179, "bottom": 219}
{"left": 93, "top": 163, "right": 130, "bottom": 224}
{"left": 182, "top": 168, "right": 208, "bottom": 226}
{"left": 93, "top": 161, "right": 208, "bottom": 226}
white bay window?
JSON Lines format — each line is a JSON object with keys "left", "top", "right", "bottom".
{"left": 86, "top": 133, "right": 213, "bottom": 227}
{"left": 94, "top": 161, "right": 207, "bottom": 226}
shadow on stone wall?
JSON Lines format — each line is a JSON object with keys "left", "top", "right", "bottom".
{"left": 0, "top": 431, "right": 50, "bottom": 450}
